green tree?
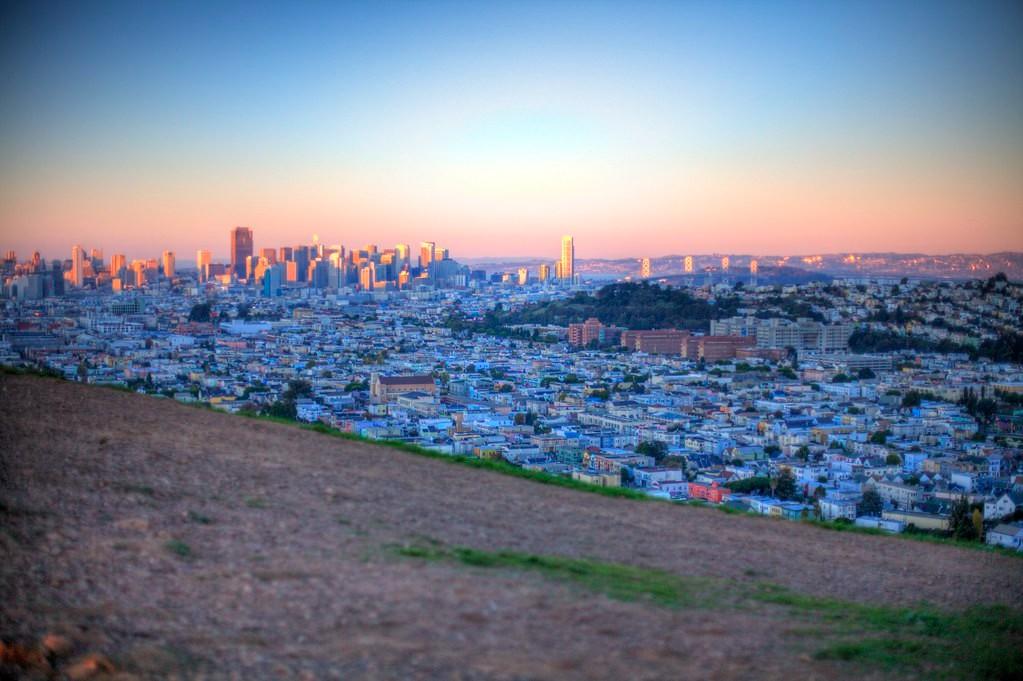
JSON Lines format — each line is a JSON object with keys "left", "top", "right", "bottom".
{"left": 774, "top": 468, "right": 797, "bottom": 500}
{"left": 263, "top": 400, "right": 297, "bottom": 420}
{"left": 885, "top": 453, "right": 902, "bottom": 466}
{"left": 635, "top": 440, "right": 668, "bottom": 462}
{"left": 283, "top": 379, "right": 313, "bottom": 402}
{"left": 901, "top": 391, "right": 922, "bottom": 409}
{"left": 948, "top": 496, "right": 978, "bottom": 541}
{"left": 188, "top": 302, "right": 212, "bottom": 322}
{"left": 857, "top": 489, "right": 883, "bottom": 516}
{"left": 869, "top": 430, "right": 890, "bottom": 445}
{"left": 725, "top": 476, "right": 772, "bottom": 494}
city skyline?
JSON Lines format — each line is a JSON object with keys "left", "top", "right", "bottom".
{"left": 1, "top": 1, "right": 1022, "bottom": 258}
{"left": 8, "top": 235, "right": 1023, "bottom": 270}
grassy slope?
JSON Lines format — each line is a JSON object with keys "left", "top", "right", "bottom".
{"left": 3, "top": 370, "right": 1022, "bottom": 679}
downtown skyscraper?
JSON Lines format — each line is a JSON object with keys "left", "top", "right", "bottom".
{"left": 560, "top": 235, "right": 574, "bottom": 282}
{"left": 230, "top": 227, "right": 253, "bottom": 280}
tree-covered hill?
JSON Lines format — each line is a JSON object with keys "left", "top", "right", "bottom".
{"left": 493, "top": 282, "right": 741, "bottom": 331}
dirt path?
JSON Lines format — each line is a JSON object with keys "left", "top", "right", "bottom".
{"left": 2, "top": 375, "right": 1021, "bottom": 679}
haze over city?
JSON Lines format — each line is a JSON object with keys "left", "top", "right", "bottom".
{"left": 2, "top": 0, "right": 1022, "bottom": 259}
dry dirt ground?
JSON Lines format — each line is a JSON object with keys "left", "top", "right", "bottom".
{"left": 1, "top": 374, "right": 1021, "bottom": 680}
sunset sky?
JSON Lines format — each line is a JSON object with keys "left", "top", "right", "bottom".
{"left": 1, "top": 0, "right": 1021, "bottom": 261}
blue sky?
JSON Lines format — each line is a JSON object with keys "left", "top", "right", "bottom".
{"left": 1, "top": 0, "right": 1021, "bottom": 259}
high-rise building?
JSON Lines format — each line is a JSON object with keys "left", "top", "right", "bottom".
{"left": 262, "top": 263, "right": 284, "bottom": 298}
{"left": 89, "top": 248, "right": 104, "bottom": 269}
{"left": 279, "top": 246, "right": 293, "bottom": 262}
{"left": 195, "top": 249, "right": 212, "bottom": 281}
{"left": 395, "top": 243, "right": 411, "bottom": 270}
{"left": 640, "top": 258, "right": 651, "bottom": 278}
{"left": 259, "top": 247, "right": 277, "bottom": 265}
{"left": 230, "top": 226, "right": 253, "bottom": 279}
{"left": 538, "top": 263, "right": 551, "bottom": 282}
{"left": 293, "top": 246, "right": 310, "bottom": 282}
{"left": 750, "top": 259, "right": 759, "bottom": 286}
{"left": 70, "top": 245, "right": 85, "bottom": 287}
{"left": 110, "top": 253, "right": 127, "bottom": 277}
{"left": 560, "top": 235, "right": 574, "bottom": 281}
{"left": 721, "top": 256, "right": 730, "bottom": 273}
{"left": 419, "top": 241, "right": 436, "bottom": 270}
{"left": 684, "top": 255, "right": 694, "bottom": 274}
{"left": 245, "top": 254, "right": 260, "bottom": 281}
{"left": 130, "top": 259, "right": 148, "bottom": 287}
{"left": 359, "top": 263, "right": 375, "bottom": 290}
{"left": 253, "top": 256, "right": 271, "bottom": 284}
{"left": 517, "top": 267, "right": 529, "bottom": 286}
{"left": 162, "top": 250, "right": 176, "bottom": 278}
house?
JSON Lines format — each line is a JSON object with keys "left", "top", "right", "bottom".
{"left": 984, "top": 492, "right": 1023, "bottom": 522}
{"left": 370, "top": 373, "right": 437, "bottom": 402}
{"left": 651, "top": 479, "right": 688, "bottom": 496}
{"left": 688, "top": 481, "right": 731, "bottom": 504}
{"left": 633, "top": 466, "right": 685, "bottom": 488}
{"left": 818, "top": 497, "right": 858, "bottom": 521}
{"left": 571, "top": 469, "right": 621, "bottom": 488}
{"left": 868, "top": 478, "right": 923, "bottom": 509}
{"left": 986, "top": 523, "right": 1023, "bottom": 552}
{"left": 854, "top": 516, "right": 905, "bottom": 533}
{"left": 295, "top": 398, "right": 327, "bottom": 422}
{"left": 882, "top": 509, "right": 948, "bottom": 532}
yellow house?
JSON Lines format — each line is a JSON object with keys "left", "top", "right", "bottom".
{"left": 473, "top": 447, "right": 503, "bottom": 461}
{"left": 572, "top": 470, "right": 621, "bottom": 488}
{"left": 882, "top": 509, "right": 948, "bottom": 532}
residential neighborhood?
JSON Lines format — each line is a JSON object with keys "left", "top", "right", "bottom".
{"left": 3, "top": 252, "right": 1023, "bottom": 551}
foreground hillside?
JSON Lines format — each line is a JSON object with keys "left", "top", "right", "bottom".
{"left": 1, "top": 374, "right": 1021, "bottom": 680}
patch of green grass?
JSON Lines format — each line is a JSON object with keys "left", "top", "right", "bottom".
{"left": 396, "top": 544, "right": 1023, "bottom": 680}
{"left": 396, "top": 544, "right": 717, "bottom": 608}
{"left": 164, "top": 539, "right": 192, "bottom": 558}
{"left": 244, "top": 497, "right": 267, "bottom": 509}
{"left": 187, "top": 510, "right": 212, "bottom": 524}
{"left": 751, "top": 583, "right": 1023, "bottom": 679}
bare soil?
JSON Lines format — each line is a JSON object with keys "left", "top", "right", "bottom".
{"left": 1, "top": 374, "right": 1021, "bottom": 680}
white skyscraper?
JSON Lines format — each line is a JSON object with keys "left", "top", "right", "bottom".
{"left": 560, "top": 235, "right": 574, "bottom": 282}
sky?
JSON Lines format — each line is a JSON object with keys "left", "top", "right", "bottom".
{"left": 1, "top": 0, "right": 1021, "bottom": 261}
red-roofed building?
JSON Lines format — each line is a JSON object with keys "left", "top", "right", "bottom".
{"left": 688, "top": 481, "right": 732, "bottom": 504}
